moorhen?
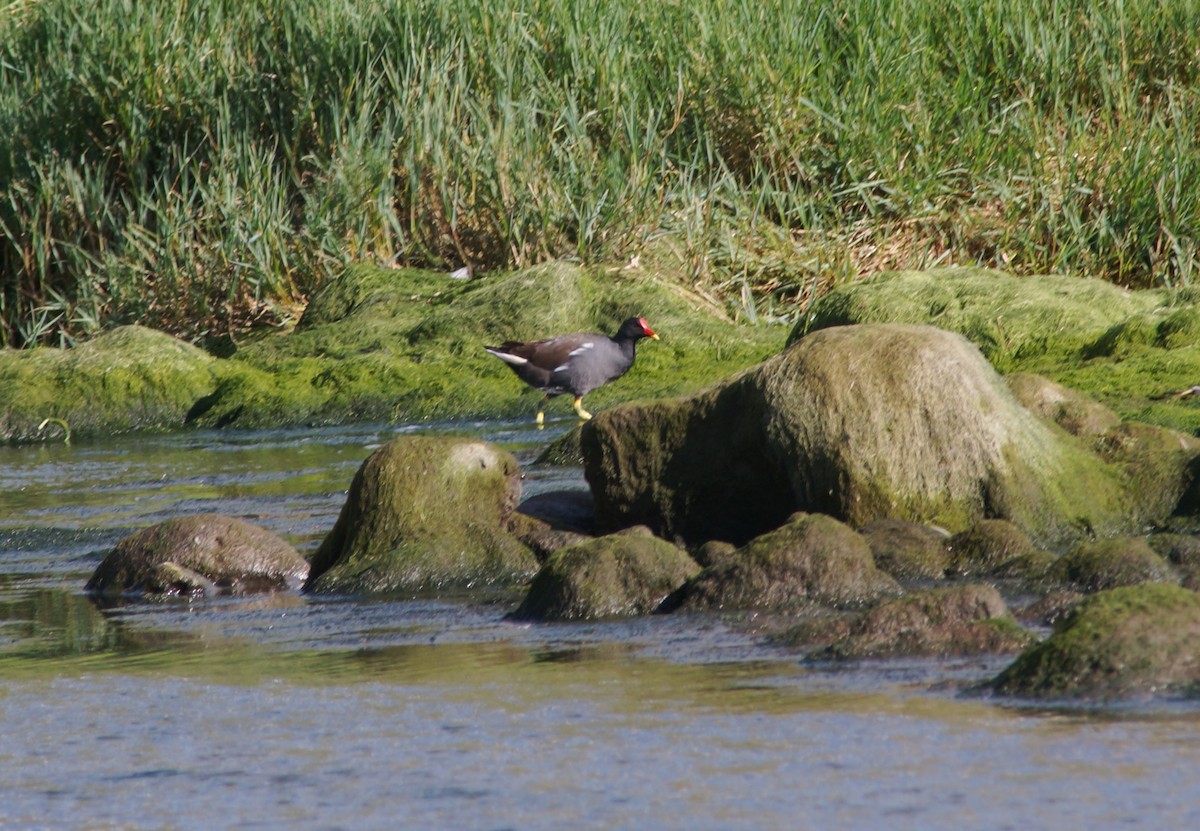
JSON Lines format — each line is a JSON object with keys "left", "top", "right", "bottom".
{"left": 485, "top": 316, "right": 659, "bottom": 426}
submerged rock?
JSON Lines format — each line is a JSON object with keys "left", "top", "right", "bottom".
{"left": 584, "top": 323, "right": 1136, "bottom": 548}
{"left": 85, "top": 513, "right": 308, "bottom": 597}
{"left": 992, "top": 584, "right": 1200, "bottom": 700}
{"left": 663, "top": 513, "right": 899, "bottom": 612}
{"left": 305, "top": 435, "right": 537, "bottom": 593}
{"left": 781, "top": 584, "right": 1034, "bottom": 660}
{"left": 511, "top": 526, "right": 700, "bottom": 621}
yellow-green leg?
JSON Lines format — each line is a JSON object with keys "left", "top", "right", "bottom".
{"left": 572, "top": 396, "right": 592, "bottom": 420}
{"left": 536, "top": 395, "right": 551, "bottom": 429}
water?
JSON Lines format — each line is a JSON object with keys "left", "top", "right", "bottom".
{"left": 1, "top": 421, "right": 1198, "bottom": 830}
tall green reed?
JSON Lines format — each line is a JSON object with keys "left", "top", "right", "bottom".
{"left": 2, "top": 0, "right": 1199, "bottom": 346}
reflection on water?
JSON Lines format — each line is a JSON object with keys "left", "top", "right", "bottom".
{"left": 1, "top": 423, "right": 1199, "bottom": 830}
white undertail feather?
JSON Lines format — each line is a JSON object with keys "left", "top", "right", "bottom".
{"left": 484, "top": 348, "right": 528, "bottom": 366}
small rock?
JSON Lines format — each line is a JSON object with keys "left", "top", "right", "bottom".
{"left": 511, "top": 526, "right": 699, "bottom": 621}
{"left": 1047, "top": 536, "right": 1178, "bottom": 593}
{"left": 793, "top": 584, "right": 1034, "bottom": 660}
{"left": 85, "top": 513, "right": 308, "bottom": 597}
{"left": 860, "top": 518, "right": 950, "bottom": 580}
{"left": 663, "top": 513, "right": 900, "bottom": 612}
{"left": 993, "top": 584, "right": 1200, "bottom": 700}
{"left": 946, "top": 519, "right": 1034, "bottom": 577}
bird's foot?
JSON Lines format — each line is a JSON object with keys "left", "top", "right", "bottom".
{"left": 573, "top": 398, "right": 592, "bottom": 420}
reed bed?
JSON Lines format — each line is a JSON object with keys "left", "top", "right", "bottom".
{"left": 2, "top": 0, "right": 1198, "bottom": 346}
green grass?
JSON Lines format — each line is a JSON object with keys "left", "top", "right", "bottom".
{"left": 3, "top": 0, "right": 1200, "bottom": 347}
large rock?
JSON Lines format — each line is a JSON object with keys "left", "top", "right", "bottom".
{"left": 663, "top": 513, "right": 899, "bottom": 612}
{"left": 0, "top": 325, "right": 218, "bottom": 442}
{"left": 794, "top": 267, "right": 1165, "bottom": 371}
{"left": 992, "top": 584, "right": 1200, "bottom": 700}
{"left": 85, "top": 513, "right": 308, "bottom": 597}
{"left": 304, "top": 435, "right": 537, "bottom": 593}
{"left": 511, "top": 526, "right": 700, "bottom": 621}
{"left": 584, "top": 323, "right": 1140, "bottom": 548}
{"left": 795, "top": 267, "right": 1200, "bottom": 434}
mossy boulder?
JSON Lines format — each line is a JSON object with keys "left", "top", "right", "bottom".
{"left": 0, "top": 325, "right": 219, "bottom": 442}
{"left": 304, "top": 435, "right": 537, "bottom": 593}
{"left": 1094, "top": 423, "right": 1200, "bottom": 520}
{"left": 946, "top": 519, "right": 1035, "bottom": 578}
{"left": 85, "top": 513, "right": 308, "bottom": 597}
{"left": 795, "top": 267, "right": 1166, "bottom": 371}
{"left": 992, "top": 584, "right": 1200, "bottom": 700}
{"left": 584, "top": 323, "right": 1137, "bottom": 549}
{"left": 1148, "top": 533, "right": 1200, "bottom": 589}
{"left": 1047, "top": 537, "right": 1178, "bottom": 593}
{"left": 663, "top": 513, "right": 899, "bottom": 612}
{"left": 189, "top": 261, "right": 785, "bottom": 428}
{"left": 796, "top": 267, "right": 1200, "bottom": 433}
{"left": 782, "top": 584, "right": 1034, "bottom": 659}
{"left": 1006, "top": 373, "right": 1122, "bottom": 438}
{"left": 859, "top": 519, "right": 950, "bottom": 581}
{"left": 511, "top": 526, "right": 700, "bottom": 621}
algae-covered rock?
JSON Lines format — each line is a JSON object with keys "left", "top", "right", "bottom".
{"left": 585, "top": 323, "right": 1135, "bottom": 548}
{"left": 85, "top": 513, "right": 308, "bottom": 597}
{"left": 1094, "top": 423, "right": 1200, "bottom": 521}
{"left": 1148, "top": 533, "right": 1200, "bottom": 591}
{"left": 664, "top": 513, "right": 899, "bottom": 612}
{"left": 511, "top": 526, "right": 700, "bottom": 621}
{"left": 305, "top": 435, "right": 537, "bottom": 593}
{"left": 946, "top": 519, "right": 1035, "bottom": 578}
{"left": 859, "top": 519, "right": 950, "bottom": 581}
{"left": 783, "top": 584, "right": 1034, "bottom": 659}
{"left": 992, "top": 584, "right": 1200, "bottom": 700}
{"left": 796, "top": 267, "right": 1200, "bottom": 434}
{"left": 1006, "top": 373, "right": 1121, "bottom": 438}
{"left": 190, "top": 261, "right": 785, "bottom": 428}
{"left": 794, "top": 267, "right": 1165, "bottom": 371}
{"left": 0, "top": 325, "right": 218, "bottom": 442}
{"left": 1047, "top": 536, "right": 1178, "bottom": 593}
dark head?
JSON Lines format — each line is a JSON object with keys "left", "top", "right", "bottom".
{"left": 615, "top": 316, "right": 659, "bottom": 342}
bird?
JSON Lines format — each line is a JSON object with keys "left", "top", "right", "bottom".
{"left": 484, "top": 316, "right": 659, "bottom": 427}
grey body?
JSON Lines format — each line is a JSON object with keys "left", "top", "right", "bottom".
{"left": 484, "top": 316, "right": 658, "bottom": 422}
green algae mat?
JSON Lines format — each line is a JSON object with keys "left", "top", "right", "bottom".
{"left": 0, "top": 262, "right": 786, "bottom": 440}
